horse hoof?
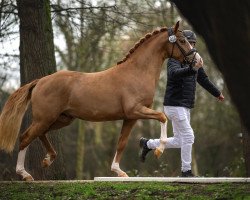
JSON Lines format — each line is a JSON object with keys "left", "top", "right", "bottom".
{"left": 42, "top": 158, "right": 52, "bottom": 168}
{"left": 42, "top": 159, "right": 49, "bottom": 168}
{"left": 42, "top": 154, "right": 55, "bottom": 168}
{"left": 23, "top": 175, "right": 34, "bottom": 182}
{"left": 118, "top": 172, "right": 129, "bottom": 177}
{"left": 154, "top": 148, "right": 163, "bottom": 159}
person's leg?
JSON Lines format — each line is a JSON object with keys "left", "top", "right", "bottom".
{"left": 140, "top": 106, "right": 195, "bottom": 175}
{"left": 140, "top": 106, "right": 181, "bottom": 162}
{"left": 174, "top": 107, "right": 194, "bottom": 173}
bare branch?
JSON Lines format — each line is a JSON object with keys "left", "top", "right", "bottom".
{"left": 51, "top": 4, "right": 117, "bottom": 14}
{"left": 0, "top": 53, "right": 19, "bottom": 57}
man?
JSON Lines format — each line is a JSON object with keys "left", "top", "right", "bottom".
{"left": 139, "top": 30, "right": 224, "bottom": 177}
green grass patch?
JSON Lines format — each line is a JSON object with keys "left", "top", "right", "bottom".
{"left": 0, "top": 182, "right": 249, "bottom": 200}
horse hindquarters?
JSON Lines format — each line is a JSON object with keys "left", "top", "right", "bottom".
{"left": 16, "top": 91, "right": 75, "bottom": 180}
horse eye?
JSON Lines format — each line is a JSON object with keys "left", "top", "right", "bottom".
{"left": 179, "top": 39, "right": 186, "bottom": 44}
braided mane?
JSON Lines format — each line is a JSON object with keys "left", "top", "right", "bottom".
{"left": 117, "top": 27, "right": 168, "bottom": 65}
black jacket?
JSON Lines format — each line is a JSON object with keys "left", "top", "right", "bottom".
{"left": 163, "top": 58, "right": 221, "bottom": 109}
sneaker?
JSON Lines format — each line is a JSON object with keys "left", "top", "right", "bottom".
{"left": 181, "top": 170, "right": 195, "bottom": 177}
{"left": 139, "top": 137, "right": 152, "bottom": 162}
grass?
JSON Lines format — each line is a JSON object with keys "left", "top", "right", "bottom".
{"left": 0, "top": 181, "right": 249, "bottom": 200}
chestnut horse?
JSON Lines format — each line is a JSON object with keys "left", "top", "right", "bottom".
{"left": 0, "top": 21, "right": 200, "bottom": 181}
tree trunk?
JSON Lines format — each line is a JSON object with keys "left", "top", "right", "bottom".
{"left": 94, "top": 122, "right": 103, "bottom": 145}
{"left": 192, "top": 147, "right": 199, "bottom": 176}
{"left": 76, "top": 120, "right": 85, "bottom": 179}
{"left": 242, "top": 124, "right": 250, "bottom": 177}
{"left": 17, "top": 0, "right": 66, "bottom": 180}
{"left": 170, "top": 2, "right": 175, "bottom": 25}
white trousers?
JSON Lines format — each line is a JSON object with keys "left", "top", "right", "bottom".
{"left": 147, "top": 106, "right": 194, "bottom": 172}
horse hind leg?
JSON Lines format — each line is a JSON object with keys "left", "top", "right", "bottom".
{"left": 16, "top": 146, "right": 33, "bottom": 181}
{"left": 16, "top": 114, "right": 74, "bottom": 180}
{"left": 39, "top": 135, "right": 57, "bottom": 168}
{"left": 48, "top": 113, "right": 74, "bottom": 131}
{"left": 17, "top": 122, "right": 48, "bottom": 181}
{"left": 40, "top": 114, "right": 74, "bottom": 168}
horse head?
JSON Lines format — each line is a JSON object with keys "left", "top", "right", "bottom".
{"left": 166, "top": 21, "right": 201, "bottom": 65}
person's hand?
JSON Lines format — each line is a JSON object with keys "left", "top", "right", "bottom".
{"left": 217, "top": 93, "right": 225, "bottom": 102}
{"left": 195, "top": 57, "right": 203, "bottom": 67}
{"left": 194, "top": 57, "right": 203, "bottom": 70}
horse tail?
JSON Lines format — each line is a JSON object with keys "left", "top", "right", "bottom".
{"left": 0, "top": 79, "right": 39, "bottom": 153}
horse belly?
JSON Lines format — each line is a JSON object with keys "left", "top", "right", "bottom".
{"left": 66, "top": 71, "right": 127, "bottom": 121}
{"left": 68, "top": 98, "right": 125, "bottom": 122}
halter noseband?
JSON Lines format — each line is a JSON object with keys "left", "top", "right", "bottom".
{"left": 167, "top": 28, "right": 197, "bottom": 64}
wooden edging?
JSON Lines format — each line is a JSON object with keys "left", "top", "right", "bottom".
{"left": 0, "top": 177, "right": 249, "bottom": 184}
{"left": 93, "top": 177, "right": 250, "bottom": 183}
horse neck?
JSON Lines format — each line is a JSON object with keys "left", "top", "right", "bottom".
{"left": 125, "top": 32, "right": 168, "bottom": 81}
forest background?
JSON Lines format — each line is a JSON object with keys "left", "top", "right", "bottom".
{"left": 0, "top": 0, "right": 244, "bottom": 180}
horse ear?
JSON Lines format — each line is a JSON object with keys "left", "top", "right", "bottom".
{"left": 173, "top": 21, "right": 180, "bottom": 34}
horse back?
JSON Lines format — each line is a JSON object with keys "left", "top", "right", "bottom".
{"left": 31, "top": 70, "right": 126, "bottom": 122}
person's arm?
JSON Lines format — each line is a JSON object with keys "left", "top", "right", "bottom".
{"left": 195, "top": 58, "right": 224, "bottom": 101}
{"left": 168, "top": 58, "right": 197, "bottom": 78}
{"left": 197, "top": 67, "right": 221, "bottom": 98}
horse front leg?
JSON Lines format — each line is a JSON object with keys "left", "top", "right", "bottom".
{"left": 134, "top": 106, "right": 168, "bottom": 158}
{"left": 111, "top": 119, "right": 137, "bottom": 177}
{"left": 154, "top": 121, "right": 168, "bottom": 158}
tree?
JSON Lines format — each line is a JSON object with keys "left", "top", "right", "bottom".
{"left": 17, "top": 0, "right": 66, "bottom": 180}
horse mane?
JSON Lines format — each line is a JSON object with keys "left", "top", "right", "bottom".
{"left": 117, "top": 27, "right": 168, "bottom": 65}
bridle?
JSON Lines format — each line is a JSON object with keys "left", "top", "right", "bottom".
{"left": 167, "top": 28, "right": 197, "bottom": 65}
